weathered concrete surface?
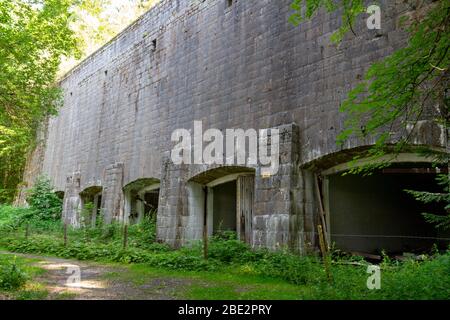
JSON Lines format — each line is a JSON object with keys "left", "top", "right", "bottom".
{"left": 21, "top": 0, "right": 446, "bottom": 253}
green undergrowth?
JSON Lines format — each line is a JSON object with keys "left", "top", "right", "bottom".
{"left": 1, "top": 203, "right": 449, "bottom": 300}
{"left": 0, "top": 254, "right": 49, "bottom": 300}
{"left": 0, "top": 231, "right": 449, "bottom": 299}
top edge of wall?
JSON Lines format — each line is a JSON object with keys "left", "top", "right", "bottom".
{"left": 58, "top": 0, "right": 204, "bottom": 84}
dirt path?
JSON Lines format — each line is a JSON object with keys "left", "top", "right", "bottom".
{"left": 1, "top": 252, "right": 190, "bottom": 300}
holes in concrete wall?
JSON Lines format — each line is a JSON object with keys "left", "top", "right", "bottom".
{"left": 151, "top": 39, "right": 157, "bottom": 52}
{"left": 226, "top": 0, "right": 234, "bottom": 8}
{"left": 123, "top": 178, "right": 160, "bottom": 224}
{"left": 326, "top": 164, "right": 449, "bottom": 254}
{"left": 55, "top": 191, "right": 65, "bottom": 200}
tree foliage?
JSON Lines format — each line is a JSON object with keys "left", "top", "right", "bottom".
{"left": 0, "top": 0, "right": 159, "bottom": 203}
{"left": 290, "top": 1, "right": 450, "bottom": 228}
{"left": 338, "top": 1, "right": 449, "bottom": 170}
{"left": 59, "top": 0, "right": 160, "bottom": 75}
{"left": 0, "top": 0, "right": 80, "bottom": 203}
{"left": 290, "top": 0, "right": 449, "bottom": 169}
{"left": 406, "top": 173, "right": 450, "bottom": 230}
{"left": 289, "top": 0, "right": 365, "bottom": 43}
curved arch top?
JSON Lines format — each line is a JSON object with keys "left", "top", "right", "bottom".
{"left": 188, "top": 166, "right": 256, "bottom": 185}
{"left": 80, "top": 186, "right": 103, "bottom": 196}
{"left": 301, "top": 145, "right": 442, "bottom": 176}
{"left": 123, "top": 177, "right": 161, "bottom": 192}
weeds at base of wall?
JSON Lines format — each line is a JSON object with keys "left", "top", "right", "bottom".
{"left": 1, "top": 205, "right": 450, "bottom": 299}
{"left": 0, "top": 231, "right": 449, "bottom": 299}
{"left": 0, "top": 257, "right": 27, "bottom": 290}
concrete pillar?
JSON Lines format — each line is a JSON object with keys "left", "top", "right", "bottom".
{"left": 252, "top": 123, "right": 317, "bottom": 254}
{"left": 157, "top": 155, "right": 189, "bottom": 248}
{"left": 101, "top": 163, "right": 124, "bottom": 224}
{"left": 62, "top": 172, "right": 81, "bottom": 227}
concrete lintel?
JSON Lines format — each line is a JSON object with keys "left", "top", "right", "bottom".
{"left": 321, "top": 153, "right": 436, "bottom": 176}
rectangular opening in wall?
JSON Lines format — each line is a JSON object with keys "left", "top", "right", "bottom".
{"left": 143, "top": 189, "right": 159, "bottom": 220}
{"left": 328, "top": 166, "right": 449, "bottom": 254}
{"left": 226, "top": 0, "right": 233, "bottom": 8}
{"left": 213, "top": 181, "right": 237, "bottom": 233}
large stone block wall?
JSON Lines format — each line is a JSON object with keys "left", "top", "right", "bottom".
{"left": 21, "top": 0, "right": 429, "bottom": 252}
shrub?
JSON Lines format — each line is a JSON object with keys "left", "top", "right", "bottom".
{"left": 374, "top": 252, "right": 450, "bottom": 300}
{"left": 26, "top": 176, "right": 62, "bottom": 222}
{"left": 253, "top": 250, "right": 324, "bottom": 285}
{"left": 208, "top": 234, "right": 251, "bottom": 263}
{"left": 0, "top": 257, "right": 28, "bottom": 290}
{"left": 0, "top": 205, "right": 33, "bottom": 231}
{"left": 127, "top": 215, "right": 157, "bottom": 248}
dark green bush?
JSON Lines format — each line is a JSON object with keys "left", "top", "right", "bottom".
{"left": 0, "top": 257, "right": 27, "bottom": 290}
{"left": 253, "top": 250, "right": 324, "bottom": 285}
{"left": 208, "top": 234, "right": 252, "bottom": 263}
{"left": 127, "top": 215, "right": 157, "bottom": 248}
{"left": 26, "top": 176, "right": 62, "bottom": 222}
{"left": 0, "top": 205, "right": 34, "bottom": 231}
{"left": 375, "top": 253, "right": 450, "bottom": 299}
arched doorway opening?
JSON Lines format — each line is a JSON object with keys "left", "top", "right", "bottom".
{"left": 320, "top": 156, "right": 450, "bottom": 254}
{"left": 79, "top": 186, "right": 103, "bottom": 227}
{"left": 123, "top": 178, "right": 160, "bottom": 224}
{"left": 188, "top": 166, "right": 255, "bottom": 243}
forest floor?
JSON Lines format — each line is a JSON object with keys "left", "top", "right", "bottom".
{"left": 0, "top": 252, "right": 187, "bottom": 299}
{"left": 0, "top": 252, "right": 304, "bottom": 300}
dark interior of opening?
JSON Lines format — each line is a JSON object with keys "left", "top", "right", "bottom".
{"left": 142, "top": 189, "right": 159, "bottom": 219}
{"left": 80, "top": 189, "right": 102, "bottom": 226}
{"left": 55, "top": 191, "right": 64, "bottom": 200}
{"left": 329, "top": 167, "right": 449, "bottom": 254}
{"left": 95, "top": 195, "right": 102, "bottom": 216}
{"left": 213, "top": 181, "right": 237, "bottom": 233}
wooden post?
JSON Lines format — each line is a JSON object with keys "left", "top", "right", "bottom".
{"left": 123, "top": 224, "right": 128, "bottom": 250}
{"left": 315, "top": 174, "right": 329, "bottom": 250}
{"left": 63, "top": 223, "right": 68, "bottom": 247}
{"left": 318, "top": 224, "right": 332, "bottom": 282}
{"left": 25, "top": 223, "right": 29, "bottom": 239}
{"left": 203, "top": 187, "right": 208, "bottom": 260}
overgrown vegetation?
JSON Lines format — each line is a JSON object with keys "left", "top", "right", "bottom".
{"left": 0, "top": 0, "right": 160, "bottom": 204}
{"left": 291, "top": 0, "right": 449, "bottom": 168}
{"left": 0, "top": 224, "right": 449, "bottom": 299}
{"left": 406, "top": 173, "right": 450, "bottom": 230}
{"left": 0, "top": 178, "right": 448, "bottom": 299}
{"left": 0, "top": 256, "right": 27, "bottom": 290}
{"left": 290, "top": 0, "right": 450, "bottom": 230}
{"left": 0, "top": 176, "right": 62, "bottom": 231}
{"left": 0, "top": 0, "right": 80, "bottom": 203}
{"left": 0, "top": 254, "right": 50, "bottom": 300}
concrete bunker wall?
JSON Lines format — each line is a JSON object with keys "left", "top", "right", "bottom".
{"left": 33, "top": 0, "right": 413, "bottom": 191}
{"left": 156, "top": 123, "right": 319, "bottom": 253}
{"left": 19, "top": 0, "right": 448, "bottom": 253}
